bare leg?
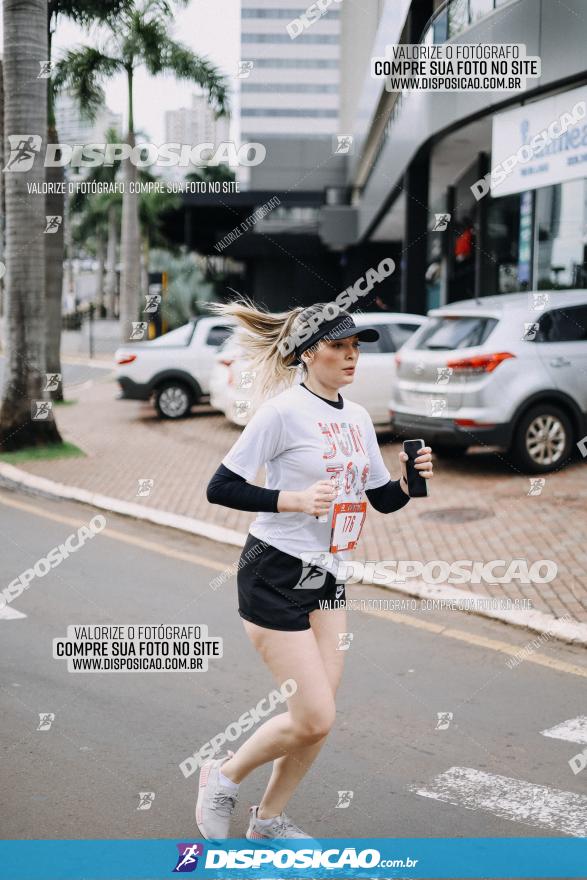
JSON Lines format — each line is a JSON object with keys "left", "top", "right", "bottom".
{"left": 256, "top": 605, "right": 347, "bottom": 817}
{"left": 220, "top": 610, "right": 345, "bottom": 811}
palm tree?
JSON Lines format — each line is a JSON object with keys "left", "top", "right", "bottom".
{"left": 0, "top": 0, "right": 62, "bottom": 449}
{"left": 68, "top": 126, "right": 124, "bottom": 318}
{"left": 53, "top": 0, "right": 229, "bottom": 343}
{"left": 46, "top": 1, "right": 132, "bottom": 401}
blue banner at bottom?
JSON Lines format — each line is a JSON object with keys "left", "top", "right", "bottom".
{"left": 0, "top": 838, "right": 586, "bottom": 879}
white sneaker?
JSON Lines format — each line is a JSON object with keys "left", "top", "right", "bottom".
{"left": 195, "top": 750, "right": 238, "bottom": 840}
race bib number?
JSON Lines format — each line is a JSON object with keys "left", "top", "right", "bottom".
{"left": 329, "top": 501, "right": 367, "bottom": 553}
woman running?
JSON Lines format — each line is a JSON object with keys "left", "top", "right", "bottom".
{"left": 199, "top": 297, "right": 434, "bottom": 841}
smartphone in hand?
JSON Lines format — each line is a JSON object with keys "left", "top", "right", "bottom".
{"left": 403, "top": 439, "right": 429, "bottom": 497}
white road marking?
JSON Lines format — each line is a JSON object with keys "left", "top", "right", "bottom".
{"left": 0, "top": 605, "right": 26, "bottom": 619}
{"left": 410, "top": 766, "right": 587, "bottom": 837}
{"left": 541, "top": 717, "right": 587, "bottom": 745}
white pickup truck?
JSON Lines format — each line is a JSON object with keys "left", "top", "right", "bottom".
{"left": 114, "top": 316, "right": 236, "bottom": 418}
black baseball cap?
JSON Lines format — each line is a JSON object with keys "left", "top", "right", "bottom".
{"left": 293, "top": 310, "right": 380, "bottom": 364}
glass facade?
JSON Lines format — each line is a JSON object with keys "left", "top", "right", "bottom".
{"left": 427, "top": 162, "right": 587, "bottom": 300}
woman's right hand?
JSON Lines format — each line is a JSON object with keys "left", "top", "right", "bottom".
{"left": 297, "top": 479, "right": 338, "bottom": 516}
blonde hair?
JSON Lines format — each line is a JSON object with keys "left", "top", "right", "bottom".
{"left": 204, "top": 296, "right": 332, "bottom": 404}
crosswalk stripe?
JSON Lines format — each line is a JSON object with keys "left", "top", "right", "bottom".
{"left": 410, "top": 766, "right": 587, "bottom": 837}
{"left": 0, "top": 605, "right": 26, "bottom": 619}
{"left": 541, "top": 717, "right": 587, "bottom": 744}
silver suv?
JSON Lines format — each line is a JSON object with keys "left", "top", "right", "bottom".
{"left": 389, "top": 290, "right": 587, "bottom": 473}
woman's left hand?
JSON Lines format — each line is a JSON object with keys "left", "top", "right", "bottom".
{"left": 399, "top": 446, "right": 434, "bottom": 486}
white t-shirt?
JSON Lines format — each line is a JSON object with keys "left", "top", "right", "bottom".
{"left": 222, "top": 382, "right": 391, "bottom": 577}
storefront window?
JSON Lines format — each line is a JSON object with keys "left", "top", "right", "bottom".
{"left": 485, "top": 193, "right": 522, "bottom": 294}
{"left": 534, "top": 179, "right": 587, "bottom": 290}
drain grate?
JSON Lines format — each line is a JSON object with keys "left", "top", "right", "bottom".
{"left": 419, "top": 506, "right": 494, "bottom": 523}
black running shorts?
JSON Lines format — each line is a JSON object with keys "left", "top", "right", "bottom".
{"left": 237, "top": 532, "right": 347, "bottom": 631}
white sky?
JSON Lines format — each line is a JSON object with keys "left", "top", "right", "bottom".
{"left": 0, "top": 0, "right": 241, "bottom": 144}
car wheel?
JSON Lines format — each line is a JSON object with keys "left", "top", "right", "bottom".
{"left": 433, "top": 444, "right": 469, "bottom": 458}
{"left": 511, "top": 404, "right": 573, "bottom": 473}
{"left": 154, "top": 382, "right": 192, "bottom": 419}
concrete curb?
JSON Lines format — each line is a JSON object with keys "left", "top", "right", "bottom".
{"left": 1, "top": 461, "right": 586, "bottom": 648}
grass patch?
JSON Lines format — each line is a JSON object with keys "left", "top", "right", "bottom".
{"left": 0, "top": 441, "right": 86, "bottom": 464}
{"left": 54, "top": 398, "right": 77, "bottom": 406}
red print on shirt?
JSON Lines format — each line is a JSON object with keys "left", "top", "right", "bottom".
{"left": 318, "top": 421, "right": 369, "bottom": 495}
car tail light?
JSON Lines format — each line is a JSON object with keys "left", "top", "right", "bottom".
{"left": 446, "top": 352, "right": 515, "bottom": 374}
{"left": 455, "top": 418, "right": 496, "bottom": 427}
{"left": 116, "top": 354, "right": 137, "bottom": 365}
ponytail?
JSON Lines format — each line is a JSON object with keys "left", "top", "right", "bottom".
{"left": 204, "top": 295, "right": 305, "bottom": 404}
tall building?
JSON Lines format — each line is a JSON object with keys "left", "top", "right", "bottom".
{"left": 240, "top": 0, "right": 341, "bottom": 138}
{"left": 55, "top": 90, "right": 122, "bottom": 144}
{"left": 164, "top": 91, "right": 231, "bottom": 146}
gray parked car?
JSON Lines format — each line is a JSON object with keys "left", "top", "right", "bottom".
{"left": 389, "top": 290, "right": 587, "bottom": 473}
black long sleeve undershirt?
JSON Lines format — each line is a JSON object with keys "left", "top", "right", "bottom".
{"left": 206, "top": 463, "right": 410, "bottom": 514}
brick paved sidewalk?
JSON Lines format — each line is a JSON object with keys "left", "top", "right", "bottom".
{"left": 6, "top": 371, "right": 587, "bottom": 625}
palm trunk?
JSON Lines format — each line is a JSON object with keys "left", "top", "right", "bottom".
{"left": 63, "top": 188, "right": 75, "bottom": 311}
{"left": 0, "top": 58, "right": 5, "bottom": 325}
{"left": 45, "top": 124, "right": 65, "bottom": 402}
{"left": 119, "top": 68, "right": 141, "bottom": 342}
{"left": 119, "top": 133, "right": 141, "bottom": 341}
{"left": 95, "top": 235, "right": 106, "bottom": 315}
{"left": 104, "top": 202, "right": 118, "bottom": 318}
{"left": 0, "top": 0, "right": 62, "bottom": 449}
{"left": 141, "top": 235, "right": 149, "bottom": 316}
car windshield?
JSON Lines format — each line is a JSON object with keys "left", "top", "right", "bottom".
{"left": 149, "top": 322, "right": 195, "bottom": 346}
{"left": 415, "top": 316, "right": 497, "bottom": 350}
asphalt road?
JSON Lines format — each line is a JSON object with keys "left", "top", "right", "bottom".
{"left": 1, "top": 486, "right": 586, "bottom": 843}
{"left": 0, "top": 355, "right": 112, "bottom": 392}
